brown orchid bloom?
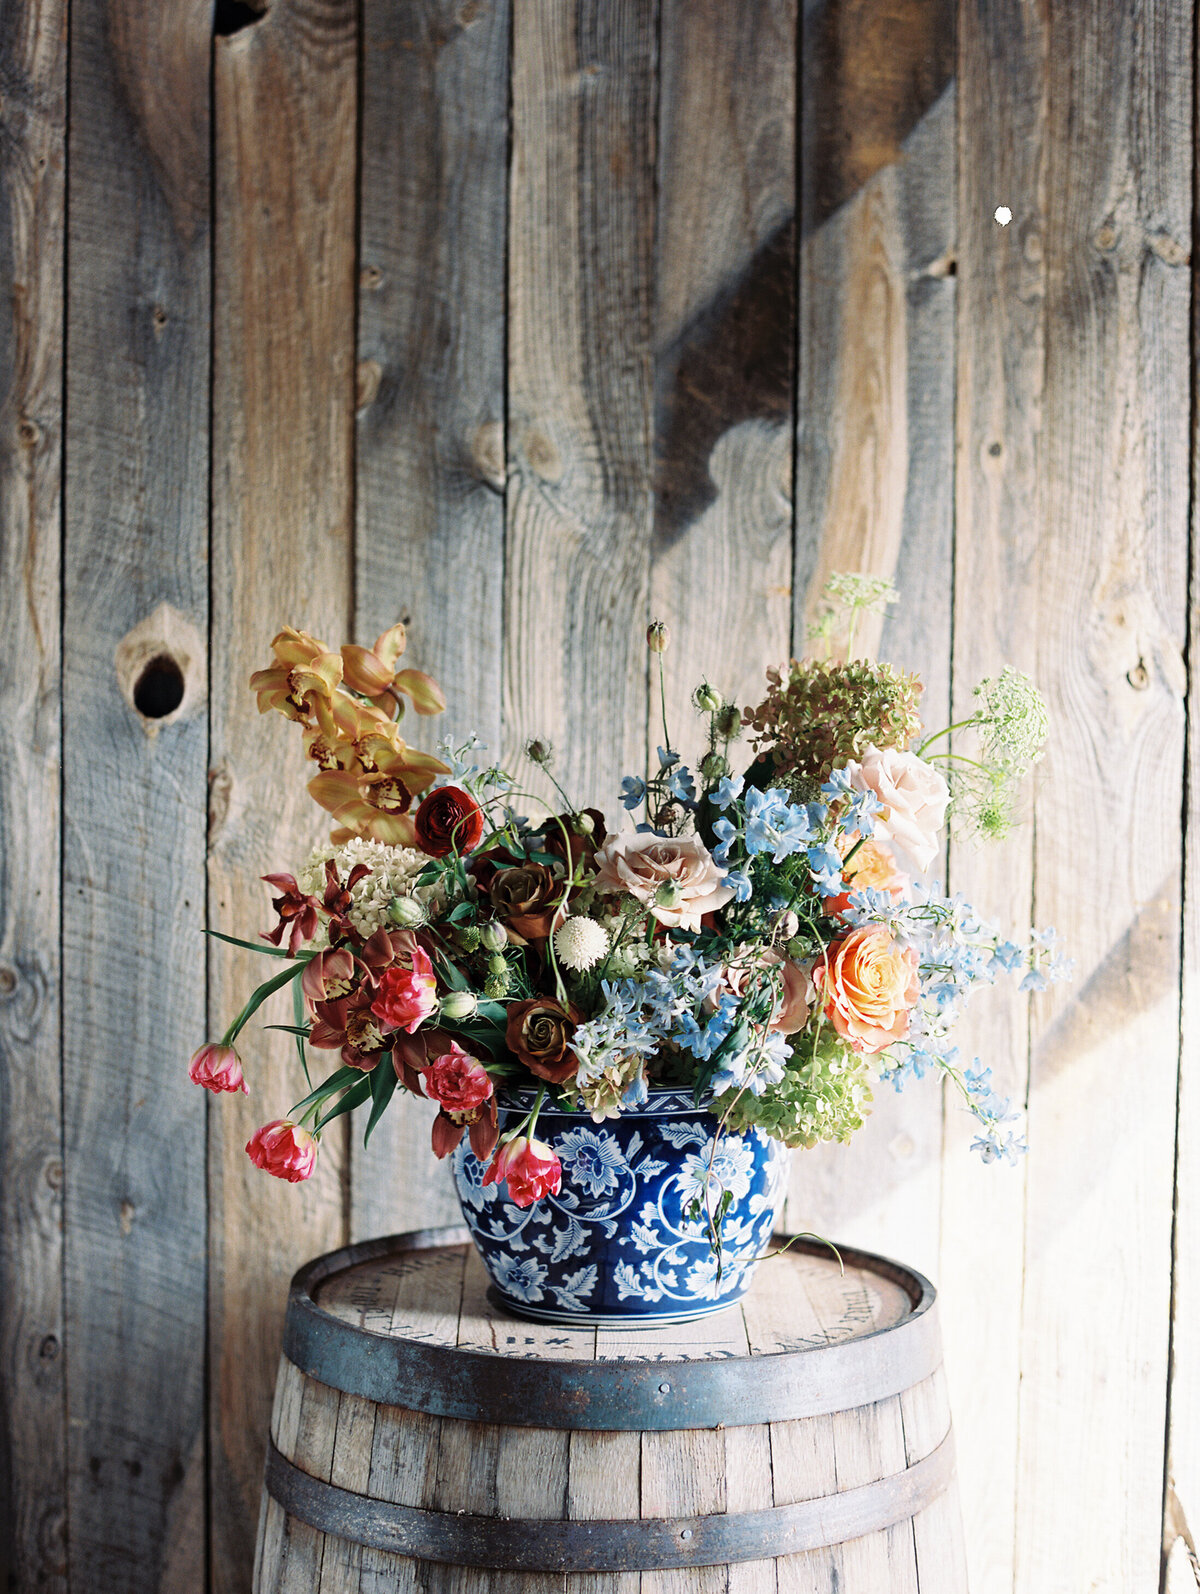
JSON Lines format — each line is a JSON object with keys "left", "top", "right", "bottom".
{"left": 321, "top": 859, "right": 371, "bottom": 944}
{"left": 308, "top": 985, "right": 391, "bottom": 1071}
{"left": 300, "top": 947, "right": 357, "bottom": 1005}
{"left": 261, "top": 872, "right": 321, "bottom": 954}
{"left": 249, "top": 628, "right": 347, "bottom": 738}
{"left": 431, "top": 1098, "right": 499, "bottom": 1161}
{"left": 341, "top": 623, "right": 448, "bottom": 721}
{"left": 309, "top": 738, "right": 450, "bottom": 847}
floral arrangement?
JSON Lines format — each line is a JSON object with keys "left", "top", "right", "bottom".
{"left": 190, "top": 579, "right": 1068, "bottom": 1220}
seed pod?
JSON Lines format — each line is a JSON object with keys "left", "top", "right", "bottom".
{"left": 479, "top": 920, "right": 508, "bottom": 952}
{"left": 693, "top": 682, "right": 722, "bottom": 713}
{"left": 715, "top": 704, "right": 743, "bottom": 739}
{"left": 439, "top": 990, "right": 479, "bottom": 1021}
{"left": 388, "top": 895, "right": 426, "bottom": 928}
{"left": 700, "top": 751, "right": 729, "bottom": 782}
{"left": 456, "top": 925, "right": 482, "bottom": 952}
{"left": 484, "top": 972, "right": 509, "bottom": 999}
{"left": 646, "top": 620, "right": 670, "bottom": 654}
{"left": 487, "top": 952, "right": 508, "bottom": 976}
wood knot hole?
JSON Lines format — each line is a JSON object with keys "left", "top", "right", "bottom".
{"left": 214, "top": 0, "right": 267, "bottom": 35}
{"left": 133, "top": 655, "right": 185, "bottom": 719}
{"left": 0, "top": 961, "right": 17, "bottom": 996}
{"left": 39, "top": 1334, "right": 59, "bottom": 1361}
{"left": 18, "top": 417, "right": 40, "bottom": 448}
{"left": 1126, "top": 659, "right": 1150, "bottom": 691}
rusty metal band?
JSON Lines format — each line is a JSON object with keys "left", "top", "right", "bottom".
{"left": 265, "top": 1430, "right": 956, "bottom": 1570}
{"left": 282, "top": 1226, "right": 942, "bottom": 1432}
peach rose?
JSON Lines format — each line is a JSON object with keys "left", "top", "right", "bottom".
{"left": 592, "top": 832, "right": 732, "bottom": 932}
{"left": 813, "top": 925, "right": 919, "bottom": 1054}
{"left": 844, "top": 747, "right": 949, "bottom": 874}
{"left": 715, "top": 949, "right": 811, "bottom": 1035}
{"left": 824, "top": 838, "right": 908, "bottom": 919}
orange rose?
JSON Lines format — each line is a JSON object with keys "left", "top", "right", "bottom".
{"left": 813, "top": 926, "right": 918, "bottom": 1054}
{"left": 824, "top": 839, "right": 908, "bottom": 919}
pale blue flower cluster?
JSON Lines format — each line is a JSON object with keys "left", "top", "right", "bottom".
{"left": 570, "top": 946, "right": 788, "bottom": 1104}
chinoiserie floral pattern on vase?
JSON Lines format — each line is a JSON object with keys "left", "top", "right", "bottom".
{"left": 453, "top": 1089, "right": 787, "bottom": 1326}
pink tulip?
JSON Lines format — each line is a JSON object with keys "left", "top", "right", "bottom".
{"left": 188, "top": 1043, "right": 247, "bottom": 1095}
{"left": 482, "top": 1135, "right": 562, "bottom": 1208}
{"left": 370, "top": 946, "right": 438, "bottom": 1034}
{"left": 422, "top": 1043, "right": 494, "bottom": 1112}
{"left": 246, "top": 1119, "right": 317, "bottom": 1183}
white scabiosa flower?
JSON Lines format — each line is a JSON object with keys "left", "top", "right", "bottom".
{"left": 553, "top": 916, "right": 610, "bottom": 972}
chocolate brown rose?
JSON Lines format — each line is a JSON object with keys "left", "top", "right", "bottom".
{"left": 488, "top": 862, "right": 565, "bottom": 941}
{"left": 505, "top": 997, "right": 581, "bottom": 1084}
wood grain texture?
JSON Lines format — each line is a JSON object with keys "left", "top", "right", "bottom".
{"left": 785, "top": 0, "right": 955, "bottom": 1287}
{"left": 353, "top": 0, "right": 510, "bottom": 1242}
{"left": 1016, "top": 2, "right": 1190, "bottom": 1589}
{"left": 62, "top": 0, "right": 211, "bottom": 1586}
{"left": 0, "top": 0, "right": 65, "bottom": 1588}
{"left": 650, "top": 0, "right": 796, "bottom": 777}
{"left": 504, "top": 0, "right": 655, "bottom": 812}
{"left": 1172, "top": 60, "right": 1200, "bottom": 1581}
{"left": 941, "top": 1, "right": 1047, "bottom": 1587}
{"left": 209, "top": 4, "right": 357, "bottom": 1590}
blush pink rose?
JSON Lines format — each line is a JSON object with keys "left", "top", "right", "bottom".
{"left": 482, "top": 1135, "right": 562, "bottom": 1207}
{"left": 813, "top": 926, "right": 919, "bottom": 1055}
{"left": 766, "top": 953, "right": 811, "bottom": 1035}
{"left": 592, "top": 832, "right": 733, "bottom": 932}
{"left": 370, "top": 945, "right": 437, "bottom": 1034}
{"left": 844, "top": 747, "right": 949, "bottom": 874}
{"left": 188, "top": 1043, "right": 247, "bottom": 1095}
{"left": 422, "top": 1043, "right": 494, "bottom": 1112}
{"left": 245, "top": 1119, "right": 317, "bottom": 1182}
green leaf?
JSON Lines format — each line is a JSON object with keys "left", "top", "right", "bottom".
{"left": 527, "top": 849, "right": 561, "bottom": 867}
{"left": 290, "top": 1065, "right": 359, "bottom": 1117}
{"left": 264, "top": 1024, "right": 311, "bottom": 1037}
{"left": 227, "top": 959, "right": 308, "bottom": 1043}
{"left": 476, "top": 1000, "right": 508, "bottom": 1025}
{"left": 447, "top": 901, "right": 474, "bottom": 925}
{"left": 291, "top": 976, "right": 312, "bottom": 1087}
{"left": 415, "top": 867, "right": 443, "bottom": 888}
{"left": 434, "top": 953, "right": 471, "bottom": 991}
{"left": 439, "top": 1020, "right": 506, "bottom": 1060}
{"left": 364, "top": 1054, "right": 399, "bottom": 1146}
{"left": 205, "top": 929, "right": 293, "bottom": 958}
{"left": 316, "top": 1074, "right": 372, "bottom": 1130}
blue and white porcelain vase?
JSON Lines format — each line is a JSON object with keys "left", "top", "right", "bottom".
{"left": 451, "top": 1088, "right": 787, "bottom": 1328}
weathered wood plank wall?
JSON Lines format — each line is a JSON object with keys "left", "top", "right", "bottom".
{"left": 0, "top": 1, "right": 1195, "bottom": 1591}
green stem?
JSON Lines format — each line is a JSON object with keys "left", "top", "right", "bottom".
{"left": 657, "top": 653, "right": 671, "bottom": 756}
{"left": 916, "top": 717, "right": 977, "bottom": 755}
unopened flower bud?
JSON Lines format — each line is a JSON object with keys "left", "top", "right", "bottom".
{"left": 715, "top": 705, "right": 743, "bottom": 740}
{"left": 479, "top": 921, "right": 508, "bottom": 952}
{"left": 654, "top": 880, "right": 683, "bottom": 910}
{"left": 693, "top": 682, "right": 722, "bottom": 714}
{"left": 572, "top": 811, "right": 595, "bottom": 835}
{"left": 524, "top": 737, "right": 553, "bottom": 766}
{"left": 487, "top": 952, "right": 508, "bottom": 975}
{"left": 456, "top": 924, "right": 482, "bottom": 952}
{"left": 388, "top": 894, "right": 426, "bottom": 928}
{"left": 700, "top": 752, "right": 729, "bottom": 782}
{"left": 439, "top": 990, "right": 479, "bottom": 1021}
{"left": 646, "top": 620, "right": 670, "bottom": 654}
{"left": 778, "top": 910, "right": 800, "bottom": 938}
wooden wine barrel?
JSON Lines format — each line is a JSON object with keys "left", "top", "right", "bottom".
{"left": 254, "top": 1226, "right": 968, "bottom": 1592}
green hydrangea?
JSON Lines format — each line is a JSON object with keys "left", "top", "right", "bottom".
{"left": 744, "top": 658, "right": 924, "bottom": 793}
{"left": 712, "top": 1033, "right": 873, "bottom": 1149}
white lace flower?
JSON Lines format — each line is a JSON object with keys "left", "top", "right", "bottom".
{"left": 297, "top": 837, "right": 440, "bottom": 945}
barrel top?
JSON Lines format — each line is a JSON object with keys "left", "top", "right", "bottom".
{"left": 313, "top": 1233, "right": 913, "bottom": 1362}
{"left": 282, "top": 1226, "right": 940, "bottom": 1430}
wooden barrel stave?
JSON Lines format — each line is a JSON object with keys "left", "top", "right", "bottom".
{"left": 255, "top": 1233, "right": 967, "bottom": 1593}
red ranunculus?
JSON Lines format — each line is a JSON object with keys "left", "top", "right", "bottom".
{"left": 414, "top": 785, "right": 485, "bottom": 858}
{"left": 422, "top": 1042, "right": 494, "bottom": 1112}
{"left": 246, "top": 1120, "right": 317, "bottom": 1182}
{"left": 370, "top": 946, "right": 438, "bottom": 1034}
{"left": 482, "top": 1135, "right": 562, "bottom": 1207}
{"left": 188, "top": 1043, "right": 247, "bottom": 1095}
